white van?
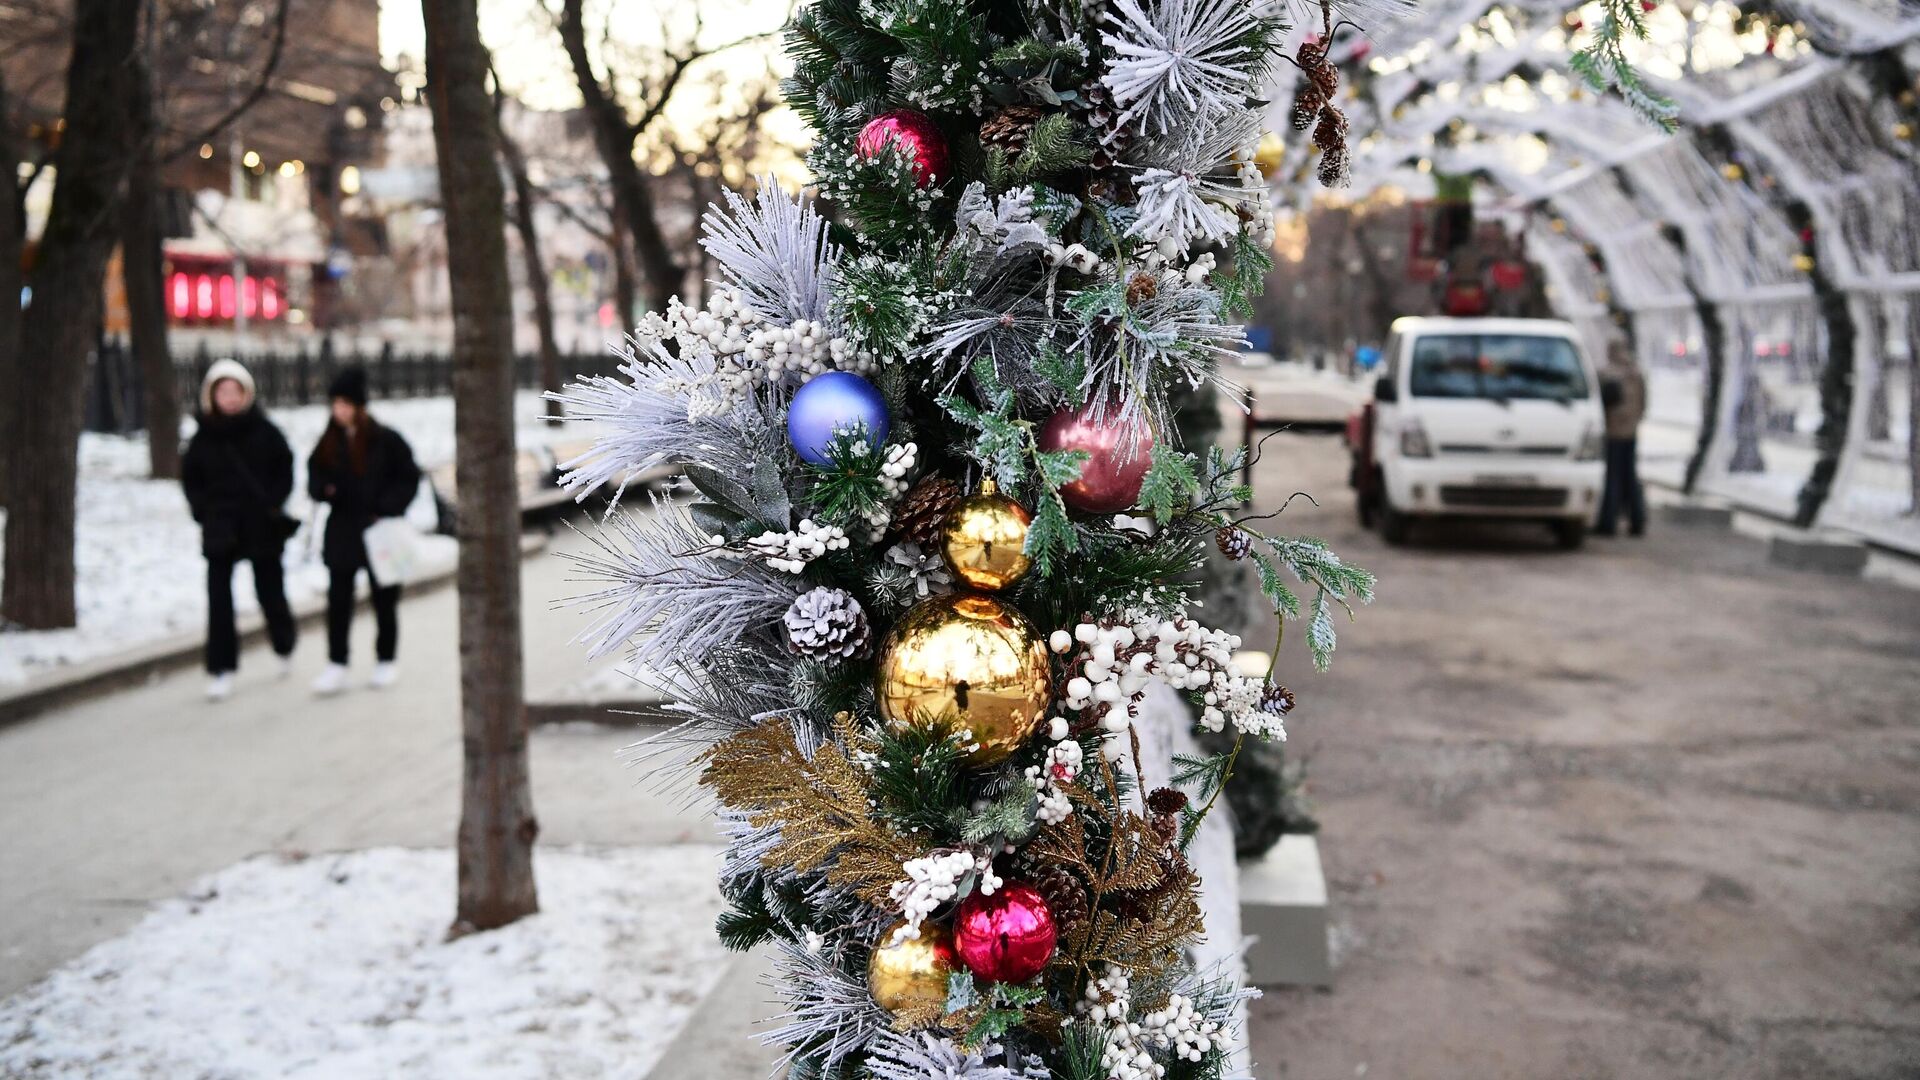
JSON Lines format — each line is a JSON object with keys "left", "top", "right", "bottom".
{"left": 1362, "top": 317, "right": 1605, "bottom": 548}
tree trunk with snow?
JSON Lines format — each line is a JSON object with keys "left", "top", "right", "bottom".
{"left": 0, "top": 75, "right": 23, "bottom": 516}
{"left": 422, "top": 0, "right": 540, "bottom": 932}
{"left": 124, "top": 61, "right": 182, "bottom": 481}
{"left": 1, "top": 0, "right": 143, "bottom": 629}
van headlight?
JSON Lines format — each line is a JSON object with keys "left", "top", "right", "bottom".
{"left": 1399, "top": 418, "right": 1433, "bottom": 458}
{"left": 1575, "top": 424, "right": 1603, "bottom": 461}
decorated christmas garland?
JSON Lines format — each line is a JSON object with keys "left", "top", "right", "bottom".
{"left": 557, "top": 0, "right": 1374, "bottom": 1075}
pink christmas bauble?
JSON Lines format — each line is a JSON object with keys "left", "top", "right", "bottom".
{"left": 1037, "top": 404, "right": 1155, "bottom": 514}
{"left": 856, "top": 110, "right": 949, "bottom": 187}
{"left": 953, "top": 882, "right": 1057, "bottom": 984}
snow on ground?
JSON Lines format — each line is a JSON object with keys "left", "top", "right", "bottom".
{"left": 0, "top": 393, "right": 573, "bottom": 685}
{"left": 0, "top": 845, "right": 729, "bottom": 1079}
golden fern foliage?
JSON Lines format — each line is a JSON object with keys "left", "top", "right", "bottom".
{"left": 701, "top": 715, "right": 924, "bottom": 905}
{"left": 1026, "top": 796, "right": 1206, "bottom": 976}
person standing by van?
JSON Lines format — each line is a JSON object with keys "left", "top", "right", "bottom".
{"left": 1596, "top": 340, "right": 1648, "bottom": 537}
{"left": 308, "top": 367, "right": 420, "bottom": 695}
{"left": 181, "top": 359, "right": 299, "bottom": 701}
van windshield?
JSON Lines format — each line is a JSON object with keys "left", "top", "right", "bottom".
{"left": 1408, "top": 334, "right": 1589, "bottom": 402}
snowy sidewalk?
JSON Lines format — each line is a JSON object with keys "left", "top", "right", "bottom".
{"left": 0, "top": 526, "right": 720, "bottom": 1002}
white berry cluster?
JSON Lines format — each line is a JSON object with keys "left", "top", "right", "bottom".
{"left": 744, "top": 317, "right": 876, "bottom": 380}
{"left": 1024, "top": 736, "right": 1084, "bottom": 825}
{"left": 874, "top": 440, "right": 917, "bottom": 499}
{"left": 889, "top": 849, "right": 975, "bottom": 943}
{"left": 1237, "top": 160, "right": 1278, "bottom": 247}
{"left": 1057, "top": 616, "right": 1283, "bottom": 742}
{"left": 740, "top": 519, "right": 849, "bottom": 574}
{"left": 1079, "top": 966, "right": 1163, "bottom": 1080}
{"left": 636, "top": 288, "right": 878, "bottom": 412}
{"left": 1044, "top": 241, "right": 1104, "bottom": 275}
{"left": 1138, "top": 993, "right": 1219, "bottom": 1063}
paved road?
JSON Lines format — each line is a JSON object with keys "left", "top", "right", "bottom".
{"left": 1240, "top": 434, "right": 1920, "bottom": 1079}
{"left": 0, "top": 517, "right": 716, "bottom": 997}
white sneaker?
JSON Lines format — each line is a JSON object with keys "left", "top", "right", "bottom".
{"left": 311, "top": 663, "right": 349, "bottom": 696}
{"left": 275, "top": 654, "right": 295, "bottom": 680}
{"left": 369, "top": 662, "right": 398, "bottom": 690}
{"left": 206, "top": 673, "right": 234, "bottom": 702}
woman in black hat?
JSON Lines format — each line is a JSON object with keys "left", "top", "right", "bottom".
{"left": 307, "top": 366, "right": 420, "bottom": 695}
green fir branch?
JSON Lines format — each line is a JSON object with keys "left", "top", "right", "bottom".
{"left": 869, "top": 721, "right": 971, "bottom": 836}
{"left": 1138, "top": 442, "right": 1201, "bottom": 524}
{"left": 1571, "top": 0, "right": 1680, "bottom": 131}
{"left": 801, "top": 427, "right": 892, "bottom": 528}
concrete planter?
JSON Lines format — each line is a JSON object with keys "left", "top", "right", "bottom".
{"left": 1239, "top": 833, "right": 1332, "bottom": 988}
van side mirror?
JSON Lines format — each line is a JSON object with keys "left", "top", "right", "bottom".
{"left": 1374, "top": 376, "right": 1397, "bottom": 403}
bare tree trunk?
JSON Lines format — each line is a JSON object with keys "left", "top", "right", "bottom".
{"left": 1, "top": 0, "right": 143, "bottom": 629}
{"left": 556, "top": 0, "right": 683, "bottom": 314}
{"left": 609, "top": 205, "right": 637, "bottom": 333}
{"left": 423, "top": 0, "right": 539, "bottom": 933}
{"left": 0, "top": 76, "right": 23, "bottom": 516}
{"left": 125, "top": 155, "right": 183, "bottom": 474}
{"left": 495, "top": 115, "right": 563, "bottom": 421}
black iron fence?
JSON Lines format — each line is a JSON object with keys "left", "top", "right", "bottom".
{"left": 83, "top": 337, "right": 625, "bottom": 434}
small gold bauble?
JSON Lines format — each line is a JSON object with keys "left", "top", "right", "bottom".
{"left": 875, "top": 593, "right": 1051, "bottom": 765}
{"left": 868, "top": 922, "right": 957, "bottom": 1013}
{"left": 941, "top": 481, "right": 1032, "bottom": 591}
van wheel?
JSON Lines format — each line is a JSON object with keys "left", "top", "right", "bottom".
{"left": 1551, "top": 520, "right": 1587, "bottom": 550}
{"left": 1378, "top": 497, "right": 1412, "bottom": 546}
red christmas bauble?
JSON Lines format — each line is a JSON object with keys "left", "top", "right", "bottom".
{"left": 1038, "top": 403, "right": 1155, "bottom": 514}
{"left": 953, "top": 882, "right": 1057, "bottom": 984}
{"left": 856, "top": 110, "right": 949, "bottom": 187}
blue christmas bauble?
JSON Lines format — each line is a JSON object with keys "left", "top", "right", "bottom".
{"left": 787, "top": 371, "right": 890, "bottom": 466}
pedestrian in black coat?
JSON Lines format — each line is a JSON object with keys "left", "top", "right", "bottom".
{"left": 181, "top": 359, "right": 298, "bottom": 700}
{"left": 307, "top": 366, "right": 420, "bottom": 694}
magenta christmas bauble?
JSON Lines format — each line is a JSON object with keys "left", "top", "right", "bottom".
{"left": 1037, "top": 404, "right": 1155, "bottom": 513}
{"left": 952, "top": 882, "right": 1057, "bottom": 984}
{"left": 855, "top": 110, "right": 949, "bottom": 187}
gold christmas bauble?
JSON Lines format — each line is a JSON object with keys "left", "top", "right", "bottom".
{"left": 941, "top": 481, "right": 1032, "bottom": 591}
{"left": 875, "top": 593, "right": 1051, "bottom": 765}
{"left": 868, "top": 922, "right": 957, "bottom": 1013}
{"left": 1254, "top": 131, "right": 1286, "bottom": 179}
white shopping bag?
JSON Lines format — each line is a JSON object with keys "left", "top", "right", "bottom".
{"left": 363, "top": 516, "right": 421, "bottom": 587}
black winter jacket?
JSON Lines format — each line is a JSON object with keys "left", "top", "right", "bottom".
{"left": 307, "top": 421, "right": 421, "bottom": 566}
{"left": 181, "top": 409, "right": 295, "bottom": 558}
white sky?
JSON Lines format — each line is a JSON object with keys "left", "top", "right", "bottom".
{"left": 377, "top": 0, "right": 806, "bottom": 163}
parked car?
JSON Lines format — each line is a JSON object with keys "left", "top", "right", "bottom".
{"left": 1351, "top": 316, "right": 1605, "bottom": 548}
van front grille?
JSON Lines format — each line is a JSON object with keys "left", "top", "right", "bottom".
{"left": 1439, "top": 485, "right": 1569, "bottom": 509}
{"left": 1438, "top": 444, "right": 1570, "bottom": 457}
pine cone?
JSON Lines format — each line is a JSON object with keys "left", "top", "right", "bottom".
{"left": 893, "top": 477, "right": 964, "bottom": 546}
{"left": 1146, "top": 787, "right": 1189, "bottom": 845}
{"left": 1260, "top": 682, "right": 1297, "bottom": 716}
{"left": 1215, "top": 526, "right": 1253, "bottom": 560}
{"left": 1125, "top": 271, "right": 1159, "bottom": 307}
{"left": 782, "top": 587, "right": 871, "bottom": 660}
{"left": 1031, "top": 864, "right": 1090, "bottom": 931}
{"left": 1071, "top": 81, "right": 1134, "bottom": 169}
{"left": 1315, "top": 106, "right": 1351, "bottom": 189}
{"left": 1312, "top": 104, "right": 1349, "bottom": 153}
{"left": 980, "top": 104, "right": 1045, "bottom": 157}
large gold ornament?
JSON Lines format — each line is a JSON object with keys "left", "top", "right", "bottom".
{"left": 868, "top": 922, "right": 958, "bottom": 1013}
{"left": 941, "top": 480, "right": 1032, "bottom": 591}
{"left": 876, "top": 593, "right": 1051, "bottom": 765}
{"left": 1254, "top": 131, "right": 1286, "bottom": 178}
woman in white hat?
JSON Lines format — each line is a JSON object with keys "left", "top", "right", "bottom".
{"left": 180, "top": 359, "right": 300, "bottom": 700}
